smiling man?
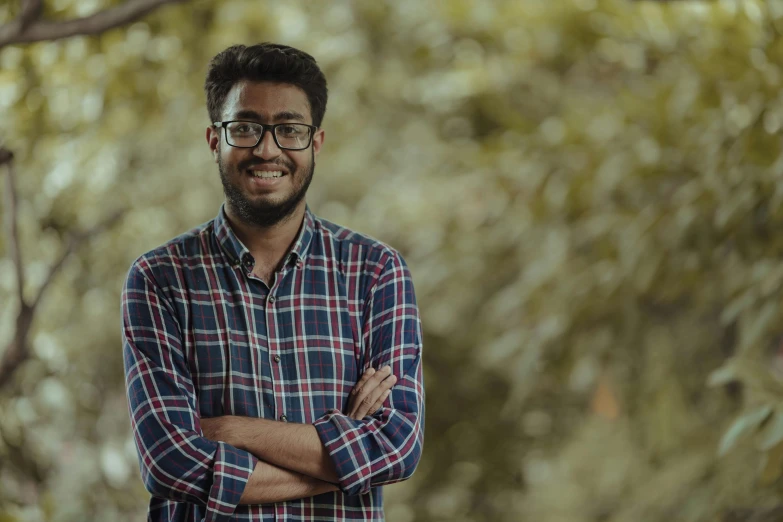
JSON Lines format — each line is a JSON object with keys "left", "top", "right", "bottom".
{"left": 121, "top": 43, "right": 424, "bottom": 521}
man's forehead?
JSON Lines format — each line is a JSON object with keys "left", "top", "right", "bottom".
{"left": 223, "top": 80, "right": 312, "bottom": 122}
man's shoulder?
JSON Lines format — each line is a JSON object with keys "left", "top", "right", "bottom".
{"left": 312, "top": 214, "right": 403, "bottom": 268}
{"left": 126, "top": 219, "right": 215, "bottom": 282}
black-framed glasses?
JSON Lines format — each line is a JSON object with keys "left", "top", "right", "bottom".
{"left": 213, "top": 121, "right": 317, "bottom": 150}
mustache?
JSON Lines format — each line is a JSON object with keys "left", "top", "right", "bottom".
{"left": 239, "top": 159, "right": 295, "bottom": 171}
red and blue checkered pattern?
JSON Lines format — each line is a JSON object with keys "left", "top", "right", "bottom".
{"left": 122, "top": 204, "right": 424, "bottom": 521}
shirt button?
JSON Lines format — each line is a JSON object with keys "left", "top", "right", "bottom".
{"left": 280, "top": 414, "right": 287, "bottom": 422}
{"left": 269, "top": 296, "right": 276, "bottom": 303}
{"left": 274, "top": 355, "right": 281, "bottom": 363}
{"left": 243, "top": 255, "right": 253, "bottom": 267}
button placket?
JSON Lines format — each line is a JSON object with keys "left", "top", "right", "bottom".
{"left": 265, "top": 280, "right": 286, "bottom": 426}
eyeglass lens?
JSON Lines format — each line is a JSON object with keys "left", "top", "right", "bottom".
{"left": 225, "top": 122, "right": 312, "bottom": 149}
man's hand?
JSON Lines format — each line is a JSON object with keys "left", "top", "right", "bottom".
{"left": 347, "top": 365, "right": 396, "bottom": 420}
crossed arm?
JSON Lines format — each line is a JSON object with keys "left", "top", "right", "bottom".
{"left": 123, "top": 252, "right": 424, "bottom": 517}
{"left": 201, "top": 368, "right": 397, "bottom": 504}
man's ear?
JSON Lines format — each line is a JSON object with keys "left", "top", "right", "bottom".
{"left": 206, "top": 126, "right": 220, "bottom": 163}
{"left": 312, "top": 128, "right": 325, "bottom": 161}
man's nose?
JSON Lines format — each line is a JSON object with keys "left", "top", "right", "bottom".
{"left": 252, "top": 129, "right": 281, "bottom": 160}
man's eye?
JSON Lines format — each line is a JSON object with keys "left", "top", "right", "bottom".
{"left": 279, "top": 126, "right": 302, "bottom": 135}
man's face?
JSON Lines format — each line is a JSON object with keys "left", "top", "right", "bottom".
{"left": 206, "top": 81, "right": 324, "bottom": 228}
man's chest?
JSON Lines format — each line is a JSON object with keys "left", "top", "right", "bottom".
{"left": 176, "top": 267, "right": 368, "bottom": 422}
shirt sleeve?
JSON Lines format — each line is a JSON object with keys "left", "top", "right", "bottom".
{"left": 122, "top": 260, "right": 258, "bottom": 521}
{"left": 313, "top": 252, "right": 425, "bottom": 496}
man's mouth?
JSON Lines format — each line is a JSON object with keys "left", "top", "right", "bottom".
{"left": 248, "top": 169, "right": 286, "bottom": 179}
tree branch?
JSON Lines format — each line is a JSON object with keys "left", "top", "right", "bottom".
{"left": 0, "top": 303, "right": 34, "bottom": 392}
{"left": 0, "top": 0, "right": 44, "bottom": 45}
{"left": 0, "top": 0, "right": 187, "bottom": 49}
{"left": 2, "top": 148, "right": 25, "bottom": 309}
{"left": 18, "top": 0, "right": 44, "bottom": 33}
{"left": 0, "top": 0, "right": 176, "bottom": 392}
{"left": 30, "top": 207, "right": 126, "bottom": 311}
{"left": 0, "top": 147, "right": 126, "bottom": 391}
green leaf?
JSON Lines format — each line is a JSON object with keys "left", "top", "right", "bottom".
{"left": 718, "top": 405, "right": 773, "bottom": 457}
{"left": 758, "top": 408, "right": 783, "bottom": 451}
{"left": 707, "top": 363, "right": 737, "bottom": 387}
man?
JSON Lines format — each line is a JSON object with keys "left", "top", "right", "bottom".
{"left": 121, "top": 43, "right": 424, "bottom": 521}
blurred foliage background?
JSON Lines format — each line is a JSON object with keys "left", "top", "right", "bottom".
{"left": 5, "top": 0, "right": 783, "bottom": 520}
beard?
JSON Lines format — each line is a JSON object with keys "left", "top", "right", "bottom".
{"left": 218, "top": 149, "right": 314, "bottom": 228}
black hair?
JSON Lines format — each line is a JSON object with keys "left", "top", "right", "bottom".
{"left": 204, "top": 43, "right": 328, "bottom": 127}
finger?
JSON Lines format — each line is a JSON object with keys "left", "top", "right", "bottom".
{"left": 348, "top": 367, "right": 391, "bottom": 419}
{"left": 351, "top": 366, "right": 390, "bottom": 405}
{"left": 354, "top": 374, "right": 396, "bottom": 419}
{"left": 348, "top": 367, "right": 378, "bottom": 417}
{"left": 351, "top": 367, "right": 376, "bottom": 396}
{"left": 369, "top": 389, "right": 392, "bottom": 416}
{"left": 356, "top": 375, "right": 395, "bottom": 418}
{"left": 348, "top": 368, "right": 377, "bottom": 417}
{"left": 348, "top": 367, "right": 392, "bottom": 417}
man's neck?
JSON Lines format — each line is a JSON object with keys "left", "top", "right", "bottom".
{"left": 224, "top": 201, "right": 306, "bottom": 270}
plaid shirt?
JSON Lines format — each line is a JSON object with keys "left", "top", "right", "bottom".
{"left": 122, "top": 204, "right": 424, "bottom": 521}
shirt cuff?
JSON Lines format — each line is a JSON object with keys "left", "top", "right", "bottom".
{"left": 205, "top": 442, "right": 258, "bottom": 521}
{"left": 313, "top": 409, "right": 386, "bottom": 496}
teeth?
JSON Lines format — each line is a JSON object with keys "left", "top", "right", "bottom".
{"left": 251, "top": 170, "right": 283, "bottom": 178}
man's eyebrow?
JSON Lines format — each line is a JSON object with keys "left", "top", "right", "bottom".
{"left": 233, "top": 109, "right": 263, "bottom": 120}
{"left": 273, "top": 110, "right": 306, "bottom": 122}
{"left": 232, "top": 109, "right": 307, "bottom": 122}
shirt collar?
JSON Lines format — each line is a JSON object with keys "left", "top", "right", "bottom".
{"left": 214, "top": 202, "right": 315, "bottom": 266}
{"left": 289, "top": 205, "right": 315, "bottom": 263}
